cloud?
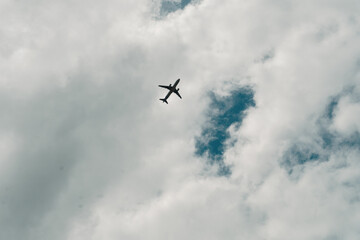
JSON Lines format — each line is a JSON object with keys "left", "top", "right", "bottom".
{"left": 1, "top": 0, "right": 360, "bottom": 239}
{"left": 332, "top": 95, "right": 360, "bottom": 136}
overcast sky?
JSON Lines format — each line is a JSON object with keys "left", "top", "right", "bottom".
{"left": 1, "top": 0, "right": 360, "bottom": 239}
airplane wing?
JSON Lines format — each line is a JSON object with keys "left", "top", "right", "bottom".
{"left": 174, "top": 91, "right": 182, "bottom": 99}
{"left": 159, "top": 85, "right": 171, "bottom": 90}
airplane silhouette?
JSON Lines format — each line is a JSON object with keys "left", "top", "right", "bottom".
{"left": 158, "top": 79, "right": 182, "bottom": 104}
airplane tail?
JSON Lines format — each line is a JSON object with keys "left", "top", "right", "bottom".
{"left": 160, "top": 98, "right": 168, "bottom": 104}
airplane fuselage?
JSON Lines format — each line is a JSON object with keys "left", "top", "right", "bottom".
{"left": 168, "top": 79, "right": 180, "bottom": 92}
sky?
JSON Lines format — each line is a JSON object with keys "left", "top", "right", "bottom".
{"left": 0, "top": 0, "right": 360, "bottom": 239}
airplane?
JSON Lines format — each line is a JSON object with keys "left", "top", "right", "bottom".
{"left": 158, "top": 78, "right": 182, "bottom": 104}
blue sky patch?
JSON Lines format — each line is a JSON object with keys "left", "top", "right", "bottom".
{"left": 325, "top": 96, "right": 339, "bottom": 120}
{"left": 195, "top": 88, "right": 255, "bottom": 176}
{"left": 160, "top": 0, "right": 193, "bottom": 15}
{"left": 282, "top": 144, "right": 322, "bottom": 173}
{"left": 283, "top": 93, "right": 360, "bottom": 175}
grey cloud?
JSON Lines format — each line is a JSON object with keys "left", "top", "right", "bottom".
{"left": 0, "top": 66, "right": 151, "bottom": 239}
{"left": 1, "top": 0, "right": 360, "bottom": 239}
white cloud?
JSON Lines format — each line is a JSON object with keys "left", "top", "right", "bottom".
{"left": 1, "top": 0, "right": 360, "bottom": 239}
{"left": 332, "top": 95, "right": 360, "bottom": 136}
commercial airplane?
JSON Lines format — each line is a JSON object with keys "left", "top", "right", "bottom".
{"left": 158, "top": 78, "right": 182, "bottom": 104}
